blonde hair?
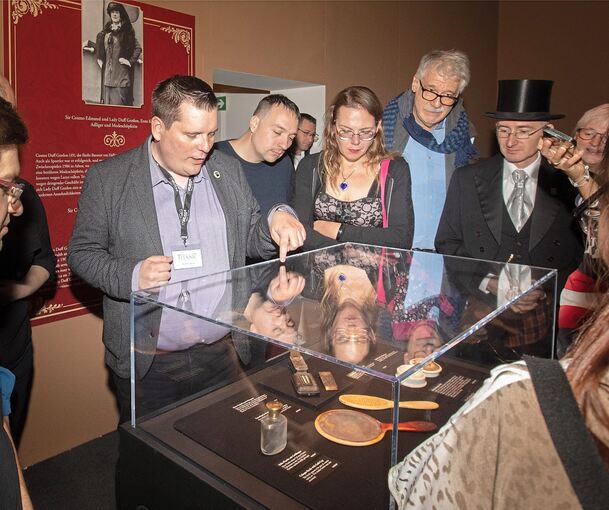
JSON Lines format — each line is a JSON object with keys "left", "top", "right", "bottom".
{"left": 321, "top": 86, "right": 392, "bottom": 190}
{"left": 574, "top": 104, "right": 609, "bottom": 185}
{"left": 574, "top": 103, "right": 609, "bottom": 135}
{"left": 319, "top": 272, "right": 378, "bottom": 353}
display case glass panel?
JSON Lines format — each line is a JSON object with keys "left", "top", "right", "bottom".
{"left": 128, "top": 243, "right": 556, "bottom": 509}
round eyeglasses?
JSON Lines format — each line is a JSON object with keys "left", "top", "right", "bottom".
{"left": 418, "top": 79, "right": 459, "bottom": 107}
{"left": 576, "top": 128, "right": 608, "bottom": 143}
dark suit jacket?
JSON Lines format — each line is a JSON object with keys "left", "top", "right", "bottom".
{"left": 67, "top": 140, "right": 276, "bottom": 378}
{"left": 435, "top": 154, "right": 582, "bottom": 293}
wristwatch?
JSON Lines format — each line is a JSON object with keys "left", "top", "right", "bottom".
{"left": 569, "top": 164, "right": 591, "bottom": 188}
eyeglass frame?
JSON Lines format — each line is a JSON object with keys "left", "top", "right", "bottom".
{"left": 495, "top": 124, "right": 546, "bottom": 140}
{"left": 334, "top": 125, "right": 377, "bottom": 142}
{"left": 576, "top": 128, "right": 608, "bottom": 143}
{"left": 331, "top": 326, "right": 375, "bottom": 344}
{"left": 0, "top": 178, "right": 24, "bottom": 200}
{"left": 418, "top": 79, "right": 460, "bottom": 107}
{"left": 298, "top": 128, "right": 319, "bottom": 142}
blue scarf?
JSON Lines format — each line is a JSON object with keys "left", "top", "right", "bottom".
{"left": 403, "top": 107, "right": 478, "bottom": 168}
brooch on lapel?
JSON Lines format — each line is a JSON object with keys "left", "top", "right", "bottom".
{"left": 213, "top": 170, "right": 221, "bottom": 179}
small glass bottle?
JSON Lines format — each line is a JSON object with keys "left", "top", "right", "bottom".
{"left": 260, "top": 400, "right": 287, "bottom": 455}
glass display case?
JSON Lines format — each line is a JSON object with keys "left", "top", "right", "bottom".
{"left": 120, "top": 243, "right": 556, "bottom": 510}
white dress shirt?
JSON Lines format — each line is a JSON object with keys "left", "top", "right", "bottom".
{"left": 480, "top": 152, "right": 542, "bottom": 296}
{"left": 502, "top": 152, "right": 541, "bottom": 208}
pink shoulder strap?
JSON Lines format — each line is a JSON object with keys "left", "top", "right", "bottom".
{"left": 376, "top": 247, "right": 387, "bottom": 304}
{"left": 380, "top": 159, "right": 390, "bottom": 228}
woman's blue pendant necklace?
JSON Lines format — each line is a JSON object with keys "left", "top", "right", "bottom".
{"left": 339, "top": 166, "right": 358, "bottom": 192}
{"left": 338, "top": 272, "right": 347, "bottom": 294}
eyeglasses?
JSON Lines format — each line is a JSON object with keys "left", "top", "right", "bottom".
{"left": 576, "top": 128, "right": 608, "bottom": 143}
{"left": 495, "top": 125, "right": 545, "bottom": 140}
{"left": 332, "top": 327, "right": 374, "bottom": 344}
{"left": 418, "top": 79, "right": 459, "bottom": 107}
{"left": 411, "top": 336, "right": 439, "bottom": 347}
{"left": 0, "top": 178, "right": 24, "bottom": 200}
{"left": 298, "top": 128, "right": 319, "bottom": 142}
{"left": 335, "top": 126, "right": 377, "bottom": 142}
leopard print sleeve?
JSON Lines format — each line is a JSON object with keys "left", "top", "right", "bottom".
{"left": 389, "top": 361, "right": 581, "bottom": 510}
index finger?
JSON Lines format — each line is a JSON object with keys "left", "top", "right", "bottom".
{"left": 277, "top": 265, "right": 288, "bottom": 286}
{"left": 278, "top": 235, "right": 288, "bottom": 262}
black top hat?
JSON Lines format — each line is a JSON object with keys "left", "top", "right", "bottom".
{"left": 485, "top": 79, "right": 564, "bottom": 120}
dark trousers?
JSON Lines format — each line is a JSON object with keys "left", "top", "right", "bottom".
{"left": 113, "top": 339, "right": 243, "bottom": 508}
{"left": 111, "top": 340, "right": 241, "bottom": 426}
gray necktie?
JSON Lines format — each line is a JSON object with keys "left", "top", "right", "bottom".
{"left": 505, "top": 263, "right": 522, "bottom": 301}
{"left": 507, "top": 169, "right": 533, "bottom": 231}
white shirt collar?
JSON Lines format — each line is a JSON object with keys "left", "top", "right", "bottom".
{"left": 503, "top": 152, "right": 541, "bottom": 180}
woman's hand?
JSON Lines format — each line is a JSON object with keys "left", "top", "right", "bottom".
{"left": 541, "top": 137, "right": 586, "bottom": 179}
{"left": 314, "top": 220, "right": 341, "bottom": 239}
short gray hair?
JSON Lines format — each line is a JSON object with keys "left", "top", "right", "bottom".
{"left": 574, "top": 103, "right": 609, "bottom": 136}
{"left": 415, "top": 49, "right": 471, "bottom": 94}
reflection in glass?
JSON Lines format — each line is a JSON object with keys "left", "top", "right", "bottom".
{"left": 320, "top": 263, "right": 378, "bottom": 364}
{"left": 404, "top": 321, "right": 443, "bottom": 363}
{"left": 244, "top": 298, "right": 298, "bottom": 343}
{"left": 131, "top": 243, "right": 557, "bottom": 423}
{"left": 241, "top": 265, "right": 304, "bottom": 345}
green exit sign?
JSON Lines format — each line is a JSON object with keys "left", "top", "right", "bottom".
{"left": 217, "top": 96, "right": 227, "bottom": 111}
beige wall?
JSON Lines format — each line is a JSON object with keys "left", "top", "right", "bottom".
{"left": 497, "top": 1, "right": 609, "bottom": 134}
{"left": 8, "top": 1, "right": 607, "bottom": 466}
{"left": 152, "top": 1, "right": 500, "bottom": 155}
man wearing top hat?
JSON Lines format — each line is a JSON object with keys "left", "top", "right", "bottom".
{"left": 435, "top": 79, "right": 582, "bottom": 295}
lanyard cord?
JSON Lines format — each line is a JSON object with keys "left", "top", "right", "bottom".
{"left": 158, "top": 165, "right": 194, "bottom": 246}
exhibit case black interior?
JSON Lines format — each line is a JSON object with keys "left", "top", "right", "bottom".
{"left": 119, "top": 243, "right": 557, "bottom": 509}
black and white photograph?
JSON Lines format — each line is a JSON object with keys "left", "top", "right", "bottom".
{"left": 82, "top": 0, "right": 143, "bottom": 107}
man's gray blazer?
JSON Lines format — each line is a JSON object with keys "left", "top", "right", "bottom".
{"left": 68, "top": 141, "right": 276, "bottom": 378}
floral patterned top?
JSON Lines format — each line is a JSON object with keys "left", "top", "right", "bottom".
{"left": 314, "top": 182, "right": 383, "bottom": 228}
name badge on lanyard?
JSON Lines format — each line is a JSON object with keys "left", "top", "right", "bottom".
{"left": 172, "top": 245, "right": 203, "bottom": 270}
{"left": 155, "top": 159, "right": 205, "bottom": 271}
